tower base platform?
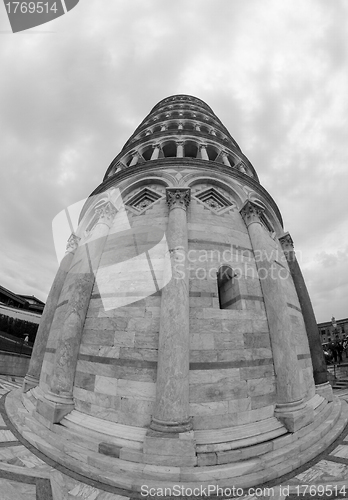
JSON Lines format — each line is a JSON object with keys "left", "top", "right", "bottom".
{"left": 3, "top": 388, "right": 348, "bottom": 497}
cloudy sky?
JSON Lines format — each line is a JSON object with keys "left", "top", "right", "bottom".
{"left": 0, "top": 0, "right": 347, "bottom": 323}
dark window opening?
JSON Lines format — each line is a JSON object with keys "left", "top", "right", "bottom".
{"left": 217, "top": 266, "right": 242, "bottom": 310}
{"left": 184, "top": 143, "right": 198, "bottom": 158}
{"left": 142, "top": 147, "right": 153, "bottom": 161}
{"left": 163, "top": 142, "right": 177, "bottom": 157}
{"left": 206, "top": 145, "right": 219, "bottom": 161}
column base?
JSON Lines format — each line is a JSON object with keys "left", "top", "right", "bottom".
{"left": 149, "top": 416, "right": 193, "bottom": 433}
{"left": 143, "top": 429, "right": 197, "bottom": 466}
{"left": 274, "top": 399, "right": 314, "bottom": 432}
{"left": 316, "top": 381, "right": 334, "bottom": 402}
{"left": 36, "top": 391, "right": 74, "bottom": 424}
{"left": 22, "top": 374, "right": 39, "bottom": 393}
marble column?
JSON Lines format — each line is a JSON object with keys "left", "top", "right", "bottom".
{"left": 150, "top": 188, "right": 192, "bottom": 433}
{"left": 150, "top": 144, "right": 161, "bottom": 160}
{"left": 36, "top": 201, "right": 117, "bottom": 423}
{"left": 178, "top": 122, "right": 184, "bottom": 130}
{"left": 176, "top": 141, "right": 184, "bottom": 158}
{"left": 221, "top": 152, "right": 231, "bottom": 167}
{"left": 237, "top": 162, "right": 247, "bottom": 174}
{"left": 130, "top": 152, "right": 139, "bottom": 166}
{"left": 279, "top": 233, "right": 333, "bottom": 402}
{"left": 195, "top": 124, "right": 201, "bottom": 131}
{"left": 240, "top": 201, "right": 313, "bottom": 432}
{"left": 23, "top": 233, "right": 80, "bottom": 393}
{"left": 160, "top": 125, "right": 166, "bottom": 131}
{"left": 199, "top": 144, "right": 209, "bottom": 160}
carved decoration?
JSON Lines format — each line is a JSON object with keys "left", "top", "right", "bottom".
{"left": 126, "top": 187, "right": 162, "bottom": 213}
{"left": 65, "top": 233, "right": 81, "bottom": 253}
{"left": 195, "top": 187, "right": 233, "bottom": 213}
{"left": 240, "top": 200, "right": 264, "bottom": 226}
{"left": 279, "top": 232, "right": 295, "bottom": 254}
{"left": 95, "top": 201, "right": 117, "bottom": 224}
{"left": 166, "top": 188, "right": 191, "bottom": 210}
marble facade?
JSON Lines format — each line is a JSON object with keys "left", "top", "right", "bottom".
{"left": 7, "top": 94, "right": 345, "bottom": 493}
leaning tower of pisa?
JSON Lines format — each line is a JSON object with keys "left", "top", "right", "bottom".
{"left": 7, "top": 94, "right": 347, "bottom": 493}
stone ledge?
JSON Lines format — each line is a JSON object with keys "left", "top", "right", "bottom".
{"left": 4, "top": 389, "right": 348, "bottom": 493}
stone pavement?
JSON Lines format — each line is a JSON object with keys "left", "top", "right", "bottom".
{"left": 1, "top": 376, "right": 348, "bottom": 500}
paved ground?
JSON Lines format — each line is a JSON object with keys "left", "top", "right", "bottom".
{"left": 1, "top": 376, "right": 348, "bottom": 499}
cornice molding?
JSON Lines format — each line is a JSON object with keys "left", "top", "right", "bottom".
{"left": 82, "top": 160, "right": 283, "bottom": 227}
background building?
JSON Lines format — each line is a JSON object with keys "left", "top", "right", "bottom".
{"left": 319, "top": 317, "right": 348, "bottom": 344}
{"left": 0, "top": 285, "right": 44, "bottom": 343}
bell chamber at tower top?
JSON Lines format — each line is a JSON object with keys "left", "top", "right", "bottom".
{"left": 103, "top": 94, "right": 259, "bottom": 182}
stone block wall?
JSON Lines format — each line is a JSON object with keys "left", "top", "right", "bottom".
{"left": 0, "top": 352, "right": 30, "bottom": 377}
{"left": 72, "top": 196, "right": 168, "bottom": 427}
{"left": 187, "top": 197, "right": 276, "bottom": 430}
{"left": 38, "top": 173, "right": 315, "bottom": 435}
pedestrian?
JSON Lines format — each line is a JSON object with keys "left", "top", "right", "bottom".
{"left": 343, "top": 337, "right": 348, "bottom": 359}
{"left": 329, "top": 339, "right": 338, "bottom": 363}
{"left": 335, "top": 336, "right": 343, "bottom": 364}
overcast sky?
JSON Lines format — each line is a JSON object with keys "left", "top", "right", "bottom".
{"left": 0, "top": 0, "right": 347, "bottom": 323}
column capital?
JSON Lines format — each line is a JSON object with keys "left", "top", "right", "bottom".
{"left": 240, "top": 200, "right": 264, "bottom": 226}
{"left": 236, "top": 161, "right": 247, "bottom": 173}
{"left": 65, "top": 233, "right": 81, "bottom": 254}
{"left": 166, "top": 188, "right": 191, "bottom": 211}
{"left": 95, "top": 201, "right": 117, "bottom": 226}
{"left": 152, "top": 143, "right": 161, "bottom": 149}
{"left": 279, "top": 232, "right": 294, "bottom": 252}
{"left": 199, "top": 143, "right": 207, "bottom": 149}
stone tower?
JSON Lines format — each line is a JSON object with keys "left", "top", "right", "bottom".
{"left": 12, "top": 95, "right": 346, "bottom": 493}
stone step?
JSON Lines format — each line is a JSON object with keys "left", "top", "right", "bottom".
{"left": 197, "top": 397, "right": 331, "bottom": 459}
{"left": 60, "top": 417, "right": 143, "bottom": 451}
{"left": 5, "top": 389, "right": 348, "bottom": 492}
{"left": 62, "top": 410, "right": 144, "bottom": 450}
{"left": 12, "top": 412, "right": 137, "bottom": 491}
{"left": 192, "top": 399, "right": 348, "bottom": 490}
{"left": 194, "top": 416, "right": 286, "bottom": 446}
{"left": 63, "top": 410, "right": 146, "bottom": 442}
{"left": 22, "top": 411, "right": 149, "bottom": 476}
{"left": 260, "top": 398, "right": 342, "bottom": 468}
{"left": 21, "top": 392, "right": 36, "bottom": 414}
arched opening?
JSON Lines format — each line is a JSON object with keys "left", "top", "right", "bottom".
{"left": 162, "top": 142, "right": 177, "bottom": 157}
{"left": 200, "top": 125, "right": 210, "bottom": 134}
{"left": 206, "top": 145, "right": 219, "bottom": 161}
{"left": 184, "top": 142, "right": 198, "bottom": 158}
{"left": 168, "top": 122, "right": 178, "bottom": 131}
{"left": 217, "top": 266, "right": 242, "bottom": 310}
{"left": 124, "top": 154, "right": 133, "bottom": 166}
{"left": 142, "top": 146, "right": 153, "bottom": 161}
{"left": 228, "top": 154, "right": 236, "bottom": 167}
